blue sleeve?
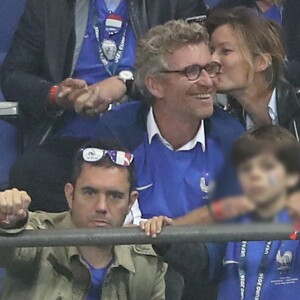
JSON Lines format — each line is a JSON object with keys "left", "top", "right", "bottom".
{"left": 209, "top": 108, "right": 244, "bottom": 199}
{"left": 93, "top": 102, "right": 147, "bottom": 152}
{"left": 93, "top": 118, "right": 116, "bottom": 140}
{"left": 214, "top": 159, "right": 242, "bottom": 199}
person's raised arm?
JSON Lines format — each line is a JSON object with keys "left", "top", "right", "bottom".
{"left": 0, "top": 188, "right": 40, "bottom": 271}
{"left": 140, "top": 196, "right": 254, "bottom": 238}
{"left": 175, "top": 196, "right": 255, "bottom": 226}
{"left": 0, "top": 188, "right": 30, "bottom": 230}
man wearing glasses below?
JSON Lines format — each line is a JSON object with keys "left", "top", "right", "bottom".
{"left": 0, "top": 142, "right": 166, "bottom": 300}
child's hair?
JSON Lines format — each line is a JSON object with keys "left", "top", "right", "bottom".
{"left": 232, "top": 125, "right": 300, "bottom": 174}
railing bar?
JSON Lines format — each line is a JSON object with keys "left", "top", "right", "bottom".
{"left": 0, "top": 224, "right": 295, "bottom": 248}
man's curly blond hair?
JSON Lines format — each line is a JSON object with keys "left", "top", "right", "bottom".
{"left": 135, "top": 20, "right": 209, "bottom": 101}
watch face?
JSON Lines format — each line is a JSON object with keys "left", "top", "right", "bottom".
{"left": 119, "top": 70, "right": 133, "bottom": 80}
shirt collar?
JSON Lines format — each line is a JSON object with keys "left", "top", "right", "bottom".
{"left": 268, "top": 88, "right": 278, "bottom": 124}
{"left": 147, "top": 107, "right": 206, "bottom": 152}
{"left": 246, "top": 88, "right": 278, "bottom": 130}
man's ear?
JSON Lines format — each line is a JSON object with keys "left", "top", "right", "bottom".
{"left": 128, "top": 191, "right": 138, "bottom": 212}
{"left": 287, "top": 174, "right": 300, "bottom": 190}
{"left": 254, "top": 53, "right": 272, "bottom": 73}
{"left": 65, "top": 183, "right": 75, "bottom": 210}
{"left": 145, "top": 76, "right": 165, "bottom": 99}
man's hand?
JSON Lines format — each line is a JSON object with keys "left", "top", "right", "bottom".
{"left": 55, "top": 78, "right": 89, "bottom": 110}
{"left": 75, "top": 76, "right": 127, "bottom": 116}
{"left": 286, "top": 191, "right": 300, "bottom": 219}
{"left": 0, "top": 189, "right": 31, "bottom": 227}
{"left": 54, "top": 77, "right": 127, "bottom": 116}
{"left": 140, "top": 216, "right": 174, "bottom": 238}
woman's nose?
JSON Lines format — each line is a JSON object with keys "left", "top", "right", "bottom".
{"left": 212, "top": 51, "right": 221, "bottom": 64}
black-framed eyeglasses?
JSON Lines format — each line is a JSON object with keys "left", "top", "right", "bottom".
{"left": 161, "top": 61, "right": 221, "bottom": 81}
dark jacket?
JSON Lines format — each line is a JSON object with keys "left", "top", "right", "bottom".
{"left": 227, "top": 80, "right": 300, "bottom": 140}
{"left": 214, "top": 0, "right": 300, "bottom": 87}
{"left": 276, "top": 79, "right": 300, "bottom": 138}
{"left": 0, "top": 0, "right": 206, "bottom": 141}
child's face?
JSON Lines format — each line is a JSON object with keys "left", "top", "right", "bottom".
{"left": 237, "top": 152, "right": 292, "bottom": 206}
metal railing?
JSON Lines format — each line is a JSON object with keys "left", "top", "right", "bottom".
{"left": 0, "top": 223, "right": 296, "bottom": 248}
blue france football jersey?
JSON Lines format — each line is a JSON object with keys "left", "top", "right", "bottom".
{"left": 216, "top": 211, "right": 300, "bottom": 300}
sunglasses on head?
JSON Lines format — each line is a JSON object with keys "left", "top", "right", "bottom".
{"left": 80, "top": 148, "right": 134, "bottom": 167}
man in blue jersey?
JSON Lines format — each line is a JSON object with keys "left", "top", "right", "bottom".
{"left": 95, "top": 19, "right": 246, "bottom": 221}
{"left": 142, "top": 125, "right": 300, "bottom": 300}
{"left": 0, "top": 140, "right": 166, "bottom": 300}
{"left": 4, "top": 0, "right": 206, "bottom": 212}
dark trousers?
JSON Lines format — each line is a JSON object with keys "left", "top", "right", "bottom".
{"left": 165, "top": 267, "right": 218, "bottom": 300}
{"left": 165, "top": 266, "right": 184, "bottom": 300}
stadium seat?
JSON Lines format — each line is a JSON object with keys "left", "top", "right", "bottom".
{"left": 0, "top": 0, "right": 25, "bottom": 189}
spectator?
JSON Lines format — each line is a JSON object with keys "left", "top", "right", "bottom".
{"left": 214, "top": 0, "right": 300, "bottom": 86}
{"left": 96, "top": 20, "right": 246, "bottom": 220}
{"left": 0, "top": 0, "right": 205, "bottom": 143}
{"left": 0, "top": 141, "right": 166, "bottom": 300}
{"left": 4, "top": 0, "right": 206, "bottom": 211}
{"left": 206, "top": 7, "right": 300, "bottom": 136}
{"left": 143, "top": 125, "right": 300, "bottom": 300}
